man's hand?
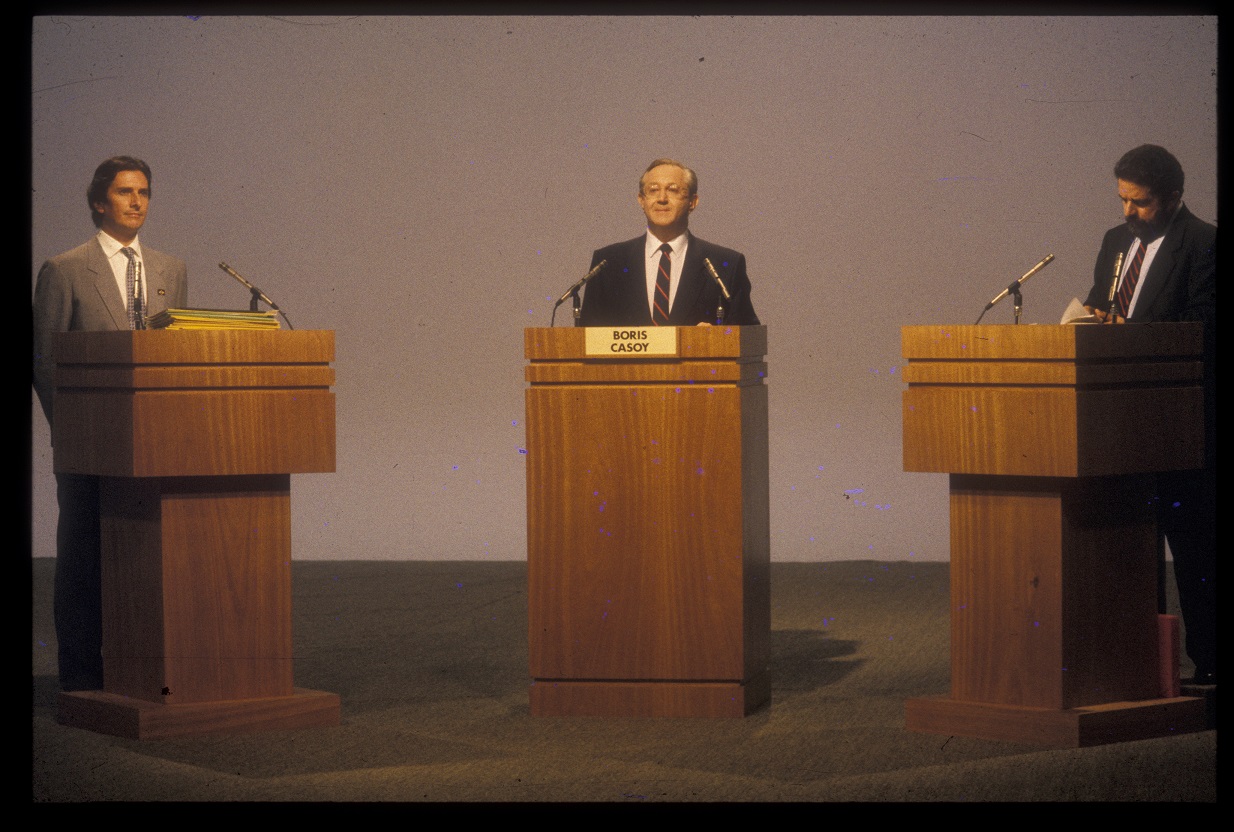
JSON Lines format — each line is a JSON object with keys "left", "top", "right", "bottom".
{"left": 1084, "top": 305, "right": 1125, "bottom": 324}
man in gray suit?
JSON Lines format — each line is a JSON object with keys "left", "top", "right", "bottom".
{"left": 33, "top": 156, "right": 187, "bottom": 690}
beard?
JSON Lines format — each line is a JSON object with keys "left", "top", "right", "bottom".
{"left": 1125, "top": 204, "right": 1175, "bottom": 241}
{"left": 1125, "top": 216, "right": 1155, "bottom": 239}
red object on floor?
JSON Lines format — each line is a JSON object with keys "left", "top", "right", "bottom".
{"left": 1159, "top": 614, "right": 1180, "bottom": 698}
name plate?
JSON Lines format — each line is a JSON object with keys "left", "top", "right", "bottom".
{"left": 584, "top": 327, "right": 679, "bottom": 357}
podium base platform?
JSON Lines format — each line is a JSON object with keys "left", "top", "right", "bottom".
{"left": 530, "top": 673, "right": 770, "bottom": 718}
{"left": 905, "top": 694, "right": 1207, "bottom": 747}
{"left": 58, "top": 687, "right": 341, "bottom": 739}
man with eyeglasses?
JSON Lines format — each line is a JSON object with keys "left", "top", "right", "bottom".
{"left": 578, "top": 158, "right": 759, "bottom": 327}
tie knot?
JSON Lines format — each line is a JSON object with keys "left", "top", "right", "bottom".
{"left": 121, "top": 247, "right": 136, "bottom": 261}
{"left": 659, "top": 243, "right": 672, "bottom": 256}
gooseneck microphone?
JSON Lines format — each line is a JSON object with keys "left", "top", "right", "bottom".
{"left": 703, "top": 257, "right": 731, "bottom": 325}
{"left": 555, "top": 259, "right": 607, "bottom": 306}
{"left": 975, "top": 254, "right": 1055, "bottom": 324}
{"left": 551, "top": 259, "right": 607, "bottom": 327}
{"left": 984, "top": 254, "right": 1055, "bottom": 310}
{"left": 218, "top": 262, "right": 295, "bottom": 329}
{"left": 703, "top": 257, "right": 731, "bottom": 300}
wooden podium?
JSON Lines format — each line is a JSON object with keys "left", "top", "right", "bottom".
{"left": 524, "top": 326, "right": 770, "bottom": 717}
{"left": 901, "top": 324, "right": 1207, "bottom": 746}
{"left": 53, "top": 330, "right": 341, "bottom": 738}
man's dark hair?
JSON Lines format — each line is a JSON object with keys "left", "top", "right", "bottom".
{"left": 87, "top": 156, "right": 152, "bottom": 227}
{"left": 1114, "top": 144, "right": 1184, "bottom": 200}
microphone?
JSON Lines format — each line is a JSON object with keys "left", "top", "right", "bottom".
{"left": 984, "top": 254, "right": 1055, "bottom": 310}
{"left": 703, "top": 257, "right": 731, "bottom": 301}
{"left": 555, "top": 259, "right": 607, "bottom": 306}
{"left": 219, "top": 262, "right": 280, "bottom": 311}
{"left": 1106, "top": 251, "right": 1124, "bottom": 317}
{"left": 133, "top": 260, "right": 145, "bottom": 329}
{"left": 218, "top": 262, "right": 295, "bottom": 329}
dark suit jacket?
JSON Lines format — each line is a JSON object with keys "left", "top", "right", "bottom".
{"left": 578, "top": 234, "right": 759, "bottom": 327}
{"left": 32, "top": 235, "right": 188, "bottom": 422}
{"left": 1083, "top": 204, "right": 1215, "bottom": 326}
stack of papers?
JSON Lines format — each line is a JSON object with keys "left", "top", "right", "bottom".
{"left": 146, "top": 308, "right": 281, "bottom": 330}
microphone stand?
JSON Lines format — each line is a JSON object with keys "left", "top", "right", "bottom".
{"left": 218, "top": 262, "right": 295, "bottom": 329}
{"left": 550, "top": 260, "right": 607, "bottom": 327}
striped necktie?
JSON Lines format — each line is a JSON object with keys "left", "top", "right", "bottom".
{"left": 121, "top": 247, "right": 138, "bottom": 329}
{"left": 1115, "top": 240, "right": 1146, "bottom": 319}
{"left": 652, "top": 243, "right": 672, "bottom": 325}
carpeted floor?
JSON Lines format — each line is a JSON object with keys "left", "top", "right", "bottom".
{"left": 32, "top": 560, "right": 1215, "bottom": 802}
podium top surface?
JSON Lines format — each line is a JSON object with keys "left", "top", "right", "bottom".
{"left": 526, "top": 325, "right": 766, "bottom": 361}
{"left": 55, "top": 329, "right": 335, "bottom": 366}
{"left": 902, "top": 323, "right": 1202, "bottom": 362}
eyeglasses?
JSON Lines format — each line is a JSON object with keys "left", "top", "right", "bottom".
{"left": 642, "top": 184, "right": 692, "bottom": 200}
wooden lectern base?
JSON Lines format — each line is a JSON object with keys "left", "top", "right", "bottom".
{"left": 530, "top": 672, "right": 770, "bottom": 718}
{"left": 58, "top": 688, "right": 340, "bottom": 740}
{"left": 905, "top": 694, "right": 1206, "bottom": 748}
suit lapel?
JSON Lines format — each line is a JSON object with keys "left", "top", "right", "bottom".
{"left": 624, "top": 237, "right": 654, "bottom": 325}
{"left": 142, "top": 249, "right": 174, "bottom": 316}
{"left": 670, "top": 236, "right": 708, "bottom": 325}
{"left": 87, "top": 237, "right": 129, "bottom": 329}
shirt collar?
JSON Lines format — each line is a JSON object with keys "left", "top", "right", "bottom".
{"left": 97, "top": 229, "right": 142, "bottom": 259}
{"left": 645, "top": 230, "right": 689, "bottom": 260}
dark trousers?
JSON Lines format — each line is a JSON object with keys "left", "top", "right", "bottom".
{"left": 54, "top": 473, "right": 103, "bottom": 691}
{"left": 1160, "top": 465, "right": 1216, "bottom": 674}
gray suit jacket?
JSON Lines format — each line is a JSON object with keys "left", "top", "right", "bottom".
{"left": 32, "top": 235, "right": 188, "bottom": 422}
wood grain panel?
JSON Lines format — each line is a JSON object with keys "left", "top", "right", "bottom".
{"left": 527, "top": 385, "right": 748, "bottom": 680}
{"left": 525, "top": 327, "right": 770, "bottom": 715}
{"left": 58, "top": 365, "right": 335, "bottom": 389}
{"left": 100, "top": 475, "right": 293, "bottom": 704}
{"left": 948, "top": 477, "right": 1066, "bottom": 708}
{"left": 56, "top": 329, "right": 335, "bottom": 365}
{"left": 903, "top": 360, "right": 1200, "bottom": 387}
{"left": 904, "top": 387, "right": 1080, "bottom": 476}
{"left": 948, "top": 475, "right": 1160, "bottom": 710}
{"left": 903, "top": 386, "right": 1203, "bottom": 477}
{"left": 525, "top": 360, "right": 767, "bottom": 385}
{"left": 55, "top": 390, "right": 335, "bottom": 477}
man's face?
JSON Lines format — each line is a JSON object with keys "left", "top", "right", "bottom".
{"left": 1118, "top": 178, "right": 1177, "bottom": 241}
{"left": 638, "top": 164, "right": 698, "bottom": 238}
{"left": 94, "top": 169, "right": 150, "bottom": 243}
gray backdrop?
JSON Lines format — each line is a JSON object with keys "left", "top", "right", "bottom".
{"left": 31, "top": 15, "right": 1218, "bottom": 562}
